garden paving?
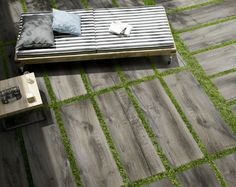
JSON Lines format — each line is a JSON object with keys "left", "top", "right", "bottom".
{"left": 180, "top": 19, "right": 236, "bottom": 52}
{"left": 144, "top": 178, "right": 173, "bottom": 187}
{"left": 213, "top": 71, "right": 236, "bottom": 101}
{"left": 215, "top": 153, "right": 236, "bottom": 186}
{"left": 194, "top": 44, "right": 236, "bottom": 75}
{"left": 169, "top": 0, "right": 236, "bottom": 30}
{"left": 232, "top": 105, "right": 236, "bottom": 114}
{"left": 0, "top": 0, "right": 236, "bottom": 186}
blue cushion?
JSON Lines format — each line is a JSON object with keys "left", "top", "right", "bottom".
{"left": 52, "top": 9, "right": 81, "bottom": 36}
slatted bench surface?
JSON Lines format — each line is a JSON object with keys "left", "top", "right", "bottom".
{"left": 15, "top": 6, "right": 175, "bottom": 64}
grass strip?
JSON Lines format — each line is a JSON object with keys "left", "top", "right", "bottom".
{"left": 81, "top": 0, "right": 89, "bottom": 9}
{"left": 16, "top": 128, "right": 34, "bottom": 187}
{"left": 43, "top": 74, "right": 83, "bottom": 187}
{"left": 79, "top": 67, "right": 130, "bottom": 185}
{"left": 143, "top": 0, "right": 156, "bottom": 6}
{"left": 115, "top": 64, "right": 181, "bottom": 187}
{"left": 177, "top": 15, "right": 236, "bottom": 34}
{"left": 227, "top": 99, "right": 236, "bottom": 107}
{"left": 112, "top": 0, "right": 119, "bottom": 7}
{"left": 160, "top": 66, "right": 188, "bottom": 77}
{"left": 191, "top": 39, "right": 236, "bottom": 55}
{"left": 50, "top": 0, "right": 57, "bottom": 8}
{"left": 209, "top": 67, "right": 236, "bottom": 79}
{"left": 20, "top": 0, "right": 27, "bottom": 13}
{"left": 167, "top": 0, "right": 223, "bottom": 14}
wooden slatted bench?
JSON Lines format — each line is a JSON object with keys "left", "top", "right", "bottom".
{"left": 15, "top": 6, "right": 176, "bottom": 68}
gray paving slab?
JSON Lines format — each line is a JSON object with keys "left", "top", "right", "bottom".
{"left": 88, "top": 0, "right": 113, "bottom": 8}
{"left": 165, "top": 72, "right": 236, "bottom": 154}
{"left": 232, "top": 105, "right": 236, "bottom": 114}
{"left": 169, "top": 0, "right": 236, "bottom": 30}
{"left": 55, "top": 0, "right": 83, "bottom": 10}
{"left": 144, "top": 178, "right": 173, "bottom": 187}
{"left": 213, "top": 71, "right": 236, "bottom": 101}
{"left": 195, "top": 44, "right": 236, "bottom": 75}
{"left": 158, "top": 0, "right": 209, "bottom": 9}
{"left": 83, "top": 60, "right": 120, "bottom": 91}
{"left": 177, "top": 164, "right": 220, "bottom": 187}
{"left": 117, "top": 0, "right": 144, "bottom": 7}
{"left": 61, "top": 100, "right": 123, "bottom": 187}
{"left": 215, "top": 153, "right": 236, "bottom": 186}
{"left": 0, "top": 131, "right": 29, "bottom": 187}
{"left": 180, "top": 19, "right": 236, "bottom": 52}
{"left": 131, "top": 79, "right": 203, "bottom": 167}
{"left": 96, "top": 89, "right": 165, "bottom": 181}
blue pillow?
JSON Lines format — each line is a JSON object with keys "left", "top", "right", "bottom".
{"left": 52, "top": 9, "right": 81, "bottom": 36}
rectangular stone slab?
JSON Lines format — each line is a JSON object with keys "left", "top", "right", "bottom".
{"left": 165, "top": 72, "right": 236, "bottom": 153}
{"left": 180, "top": 19, "right": 236, "bottom": 52}
{"left": 215, "top": 153, "right": 236, "bottom": 186}
{"left": 61, "top": 100, "right": 123, "bottom": 187}
{"left": 25, "top": 0, "right": 52, "bottom": 11}
{"left": 131, "top": 79, "right": 203, "bottom": 167}
{"left": 158, "top": 0, "right": 209, "bottom": 9}
{"left": 213, "top": 71, "right": 236, "bottom": 101}
{"left": 177, "top": 164, "right": 220, "bottom": 187}
{"left": 195, "top": 44, "right": 236, "bottom": 75}
{"left": 96, "top": 89, "right": 165, "bottom": 181}
{"left": 144, "top": 178, "right": 173, "bottom": 187}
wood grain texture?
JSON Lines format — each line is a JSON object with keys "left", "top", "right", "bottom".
{"left": 213, "top": 71, "right": 236, "bottom": 101}
{"left": 215, "top": 153, "right": 236, "bottom": 186}
{"left": 47, "top": 64, "right": 87, "bottom": 101}
{"left": 0, "top": 0, "right": 22, "bottom": 41}
{"left": 158, "top": 0, "right": 208, "bottom": 9}
{"left": 195, "top": 44, "right": 236, "bottom": 75}
{"left": 118, "top": 57, "right": 155, "bottom": 80}
{"left": 177, "top": 164, "right": 220, "bottom": 187}
{"left": 117, "top": 0, "right": 144, "bottom": 7}
{"left": 96, "top": 89, "right": 165, "bottom": 181}
{"left": 144, "top": 178, "right": 173, "bottom": 187}
{"left": 169, "top": 0, "right": 236, "bottom": 30}
{"left": 61, "top": 100, "right": 123, "bottom": 187}
{"left": 165, "top": 72, "right": 236, "bottom": 153}
{"left": 22, "top": 109, "right": 76, "bottom": 187}
{"left": 83, "top": 60, "right": 120, "bottom": 91}
{"left": 180, "top": 19, "right": 236, "bottom": 52}
{"left": 88, "top": 0, "right": 113, "bottom": 8}
{"left": 131, "top": 79, "right": 203, "bottom": 167}
{"left": 0, "top": 131, "right": 29, "bottom": 187}
{"left": 25, "top": 0, "right": 52, "bottom": 11}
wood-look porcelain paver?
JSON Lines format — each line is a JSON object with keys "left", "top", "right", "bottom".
{"left": 158, "top": 0, "right": 209, "bottom": 9}
{"left": 88, "top": 0, "right": 113, "bottom": 8}
{"left": 96, "top": 89, "right": 165, "bottom": 181}
{"left": 213, "top": 71, "right": 236, "bottom": 101}
{"left": 61, "top": 100, "right": 123, "bottom": 187}
{"left": 144, "top": 178, "right": 174, "bottom": 187}
{"left": 55, "top": 0, "right": 82, "bottom": 10}
{"left": 232, "top": 105, "right": 236, "bottom": 114}
{"left": 131, "top": 79, "right": 203, "bottom": 167}
{"left": 177, "top": 164, "right": 220, "bottom": 187}
{"left": 215, "top": 153, "right": 236, "bottom": 186}
{"left": 0, "top": 131, "right": 29, "bottom": 187}
{"left": 180, "top": 19, "right": 236, "bottom": 52}
{"left": 25, "top": 0, "right": 52, "bottom": 11}
{"left": 165, "top": 72, "right": 236, "bottom": 154}
{"left": 47, "top": 64, "right": 87, "bottom": 101}
{"left": 169, "top": 0, "right": 236, "bottom": 30}
{"left": 195, "top": 44, "right": 236, "bottom": 75}
{"left": 117, "top": 0, "right": 144, "bottom": 7}
{"left": 83, "top": 61, "right": 120, "bottom": 91}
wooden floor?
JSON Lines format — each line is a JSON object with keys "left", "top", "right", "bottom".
{"left": 0, "top": 0, "right": 236, "bottom": 187}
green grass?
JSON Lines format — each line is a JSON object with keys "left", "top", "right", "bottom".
{"left": 20, "top": 0, "right": 27, "bottom": 13}
{"left": 209, "top": 67, "right": 236, "bottom": 79}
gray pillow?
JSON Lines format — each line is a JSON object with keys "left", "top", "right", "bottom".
{"left": 17, "top": 15, "right": 54, "bottom": 49}
{"left": 52, "top": 9, "right": 81, "bottom": 36}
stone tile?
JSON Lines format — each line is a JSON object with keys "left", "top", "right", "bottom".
{"left": 25, "top": 0, "right": 52, "bottom": 11}
{"left": 55, "top": 0, "right": 82, "bottom": 10}
{"left": 165, "top": 72, "right": 236, "bottom": 154}
{"left": 117, "top": 0, "right": 144, "bottom": 7}
{"left": 88, "top": 0, "right": 113, "bottom": 8}
{"left": 169, "top": 0, "right": 236, "bottom": 30}
{"left": 232, "top": 105, "right": 236, "bottom": 114}
{"left": 131, "top": 79, "right": 203, "bottom": 167}
{"left": 144, "top": 178, "right": 173, "bottom": 187}
{"left": 96, "top": 89, "right": 165, "bottom": 181}
{"left": 195, "top": 44, "right": 236, "bottom": 75}
{"left": 215, "top": 153, "right": 236, "bottom": 186}
{"left": 213, "top": 71, "right": 236, "bottom": 101}
{"left": 61, "top": 100, "right": 123, "bottom": 187}
{"left": 177, "top": 164, "right": 220, "bottom": 187}
{"left": 158, "top": 0, "right": 209, "bottom": 9}
{"left": 180, "top": 19, "right": 236, "bottom": 52}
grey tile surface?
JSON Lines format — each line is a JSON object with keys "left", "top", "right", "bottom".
{"left": 144, "top": 178, "right": 173, "bottom": 187}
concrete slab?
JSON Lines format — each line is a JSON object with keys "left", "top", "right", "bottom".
{"left": 158, "top": 0, "right": 209, "bottom": 9}
{"left": 144, "top": 178, "right": 173, "bottom": 187}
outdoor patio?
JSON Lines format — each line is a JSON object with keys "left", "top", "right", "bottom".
{"left": 0, "top": 0, "right": 236, "bottom": 187}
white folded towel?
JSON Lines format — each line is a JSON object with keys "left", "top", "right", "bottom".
{"left": 109, "top": 21, "right": 132, "bottom": 36}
